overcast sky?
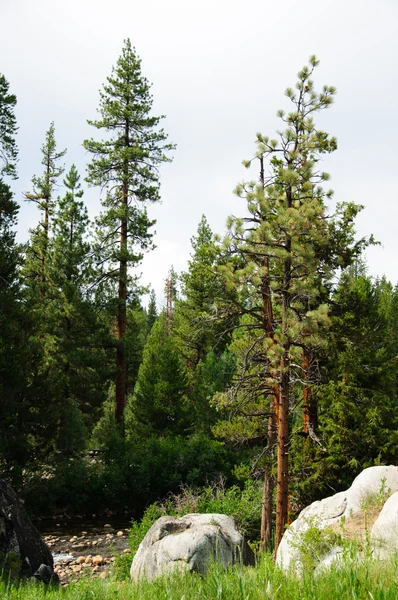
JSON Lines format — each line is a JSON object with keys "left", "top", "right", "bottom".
{"left": 1, "top": 0, "right": 397, "bottom": 305}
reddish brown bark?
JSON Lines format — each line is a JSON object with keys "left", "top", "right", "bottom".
{"left": 274, "top": 181, "right": 292, "bottom": 555}
{"left": 274, "top": 350, "right": 290, "bottom": 553}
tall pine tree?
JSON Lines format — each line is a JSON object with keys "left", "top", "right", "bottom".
{"left": 218, "top": 56, "right": 366, "bottom": 551}
{"left": 84, "top": 39, "right": 174, "bottom": 427}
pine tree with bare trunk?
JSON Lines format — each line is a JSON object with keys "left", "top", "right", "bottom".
{"left": 84, "top": 39, "right": 174, "bottom": 428}
{"left": 217, "top": 56, "right": 366, "bottom": 554}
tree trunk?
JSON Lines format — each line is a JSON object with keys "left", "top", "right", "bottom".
{"left": 259, "top": 154, "right": 278, "bottom": 552}
{"left": 260, "top": 267, "right": 278, "bottom": 552}
{"left": 303, "top": 347, "right": 317, "bottom": 434}
{"left": 275, "top": 199, "right": 292, "bottom": 555}
{"left": 274, "top": 348, "right": 290, "bottom": 553}
{"left": 260, "top": 395, "right": 277, "bottom": 552}
{"left": 115, "top": 184, "right": 128, "bottom": 426}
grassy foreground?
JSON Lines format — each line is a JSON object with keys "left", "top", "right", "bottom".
{"left": 2, "top": 555, "right": 398, "bottom": 600}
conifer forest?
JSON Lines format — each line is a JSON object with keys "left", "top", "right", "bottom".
{"left": 2, "top": 40, "right": 398, "bottom": 562}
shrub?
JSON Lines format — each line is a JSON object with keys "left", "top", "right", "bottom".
{"left": 114, "top": 478, "right": 263, "bottom": 580}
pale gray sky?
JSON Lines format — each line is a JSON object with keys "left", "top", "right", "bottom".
{"left": 1, "top": 0, "right": 397, "bottom": 304}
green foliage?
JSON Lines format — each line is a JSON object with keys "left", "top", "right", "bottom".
{"left": 125, "top": 303, "right": 148, "bottom": 396}
{"left": 290, "top": 272, "right": 398, "bottom": 508}
{"left": 0, "top": 74, "right": 18, "bottom": 179}
{"left": 84, "top": 38, "right": 174, "bottom": 296}
{"left": 126, "top": 313, "right": 191, "bottom": 437}
{"left": 5, "top": 556, "right": 398, "bottom": 599}
{"left": 146, "top": 289, "right": 158, "bottom": 334}
{"left": 176, "top": 215, "right": 233, "bottom": 366}
{"left": 20, "top": 429, "right": 233, "bottom": 518}
{"left": 290, "top": 523, "right": 344, "bottom": 572}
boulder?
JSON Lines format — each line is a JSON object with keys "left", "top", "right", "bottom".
{"left": 130, "top": 513, "right": 255, "bottom": 582}
{"left": 276, "top": 465, "right": 398, "bottom": 573}
{"left": 371, "top": 491, "right": 398, "bottom": 558}
{"left": 0, "top": 478, "right": 58, "bottom": 583}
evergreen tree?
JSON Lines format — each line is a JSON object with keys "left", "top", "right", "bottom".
{"left": 217, "top": 56, "right": 366, "bottom": 550}
{"left": 146, "top": 289, "right": 158, "bottom": 334}
{"left": 24, "top": 122, "right": 66, "bottom": 296}
{"left": 176, "top": 215, "right": 231, "bottom": 366}
{"left": 0, "top": 74, "right": 18, "bottom": 179}
{"left": 84, "top": 39, "right": 174, "bottom": 427}
{"left": 48, "top": 164, "right": 108, "bottom": 451}
{"left": 164, "top": 266, "right": 178, "bottom": 330}
{"left": 126, "top": 312, "right": 190, "bottom": 438}
{"left": 173, "top": 216, "right": 237, "bottom": 433}
{"left": 0, "top": 74, "right": 32, "bottom": 474}
{"left": 125, "top": 301, "right": 148, "bottom": 398}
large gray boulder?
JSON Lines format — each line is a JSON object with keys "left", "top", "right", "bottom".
{"left": 0, "top": 479, "right": 58, "bottom": 583}
{"left": 130, "top": 513, "right": 255, "bottom": 582}
{"left": 276, "top": 465, "right": 398, "bottom": 573}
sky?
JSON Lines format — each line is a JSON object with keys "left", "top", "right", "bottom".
{"left": 1, "top": 0, "right": 397, "bottom": 306}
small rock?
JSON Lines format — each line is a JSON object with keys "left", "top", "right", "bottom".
{"left": 99, "top": 571, "right": 107, "bottom": 579}
{"left": 117, "top": 530, "right": 124, "bottom": 537}
{"left": 76, "top": 556, "right": 86, "bottom": 565}
{"left": 104, "top": 524, "right": 112, "bottom": 529}
{"left": 92, "top": 555, "right": 104, "bottom": 566}
{"left": 71, "top": 565, "right": 82, "bottom": 574}
{"left": 123, "top": 549, "right": 131, "bottom": 554}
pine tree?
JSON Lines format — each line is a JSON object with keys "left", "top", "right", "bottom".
{"left": 126, "top": 312, "right": 190, "bottom": 438}
{"left": 176, "top": 215, "right": 230, "bottom": 365}
{"left": 0, "top": 74, "right": 31, "bottom": 473}
{"left": 218, "top": 56, "right": 367, "bottom": 551}
{"left": 146, "top": 289, "right": 158, "bottom": 334}
{"left": 165, "top": 266, "right": 178, "bottom": 330}
{"left": 84, "top": 39, "right": 174, "bottom": 427}
{"left": 297, "top": 270, "right": 398, "bottom": 505}
{"left": 0, "top": 74, "right": 18, "bottom": 179}
{"left": 24, "top": 122, "right": 66, "bottom": 296}
{"left": 174, "top": 216, "right": 237, "bottom": 432}
{"left": 48, "top": 164, "right": 104, "bottom": 451}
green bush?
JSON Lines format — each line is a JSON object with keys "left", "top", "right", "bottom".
{"left": 19, "top": 433, "right": 238, "bottom": 519}
{"left": 114, "top": 478, "right": 263, "bottom": 580}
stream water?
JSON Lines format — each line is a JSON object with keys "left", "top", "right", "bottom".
{"left": 34, "top": 515, "right": 133, "bottom": 537}
{"left": 32, "top": 517, "right": 133, "bottom": 581}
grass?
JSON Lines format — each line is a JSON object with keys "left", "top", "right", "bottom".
{"left": 2, "top": 554, "right": 398, "bottom": 599}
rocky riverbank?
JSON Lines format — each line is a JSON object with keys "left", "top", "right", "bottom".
{"left": 42, "top": 524, "right": 131, "bottom": 585}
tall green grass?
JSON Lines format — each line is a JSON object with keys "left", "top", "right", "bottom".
{"left": 2, "top": 554, "right": 398, "bottom": 600}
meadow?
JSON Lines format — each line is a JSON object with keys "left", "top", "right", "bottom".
{"left": 2, "top": 554, "right": 397, "bottom": 600}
